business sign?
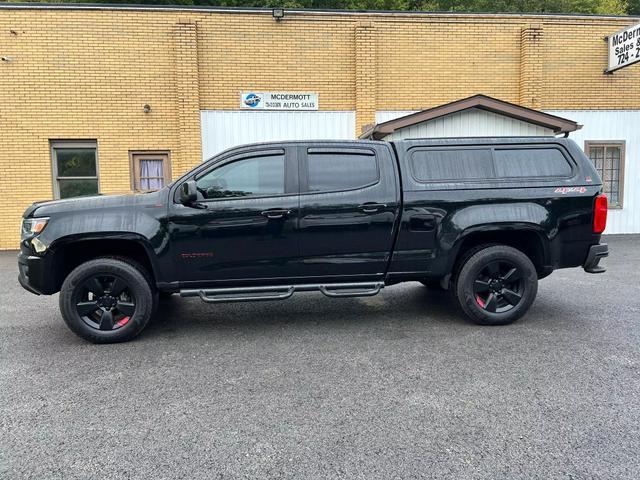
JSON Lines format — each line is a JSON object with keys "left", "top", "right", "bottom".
{"left": 606, "top": 22, "right": 640, "bottom": 73}
{"left": 240, "top": 91, "right": 318, "bottom": 111}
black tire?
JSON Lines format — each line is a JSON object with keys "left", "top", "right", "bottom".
{"left": 454, "top": 245, "right": 538, "bottom": 326}
{"left": 59, "top": 258, "right": 156, "bottom": 343}
{"left": 420, "top": 279, "right": 445, "bottom": 290}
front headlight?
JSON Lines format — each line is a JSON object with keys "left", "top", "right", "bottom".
{"left": 21, "top": 217, "right": 49, "bottom": 238}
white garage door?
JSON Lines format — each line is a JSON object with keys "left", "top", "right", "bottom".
{"left": 201, "top": 110, "right": 356, "bottom": 160}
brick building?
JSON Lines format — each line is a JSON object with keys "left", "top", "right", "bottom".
{"left": 1, "top": 4, "right": 639, "bottom": 249}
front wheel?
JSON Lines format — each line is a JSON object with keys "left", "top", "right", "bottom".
{"left": 59, "top": 258, "right": 156, "bottom": 343}
{"left": 455, "top": 245, "right": 538, "bottom": 326}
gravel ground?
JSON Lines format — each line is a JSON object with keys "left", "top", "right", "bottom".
{"left": 1, "top": 235, "right": 639, "bottom": 479}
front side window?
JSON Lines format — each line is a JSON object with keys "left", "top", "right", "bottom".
{"left": 306, "top": 151, "right": 378, "bottom": 192}
{"left": 51, "top": 141, "right": 99, "bottom": 199}
{"left": 196, "top": 153, "right": 285, "bottom": 200}
{"left": 585, "top": 142, "right": 624, "bottom": 208}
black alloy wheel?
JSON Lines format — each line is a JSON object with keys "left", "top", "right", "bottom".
{"left": 59, "top": 257, "right": 156, "bottom": 343}
{"left": 75, "top": 274, "right": 136, "bottom": 331}
{"left": 471, "top": 261, "right": 524, "bottom": 313}
{"left": 455, "top": 245, "right": 538, "bottom": 326}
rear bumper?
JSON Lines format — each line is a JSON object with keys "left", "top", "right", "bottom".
{"left": 583, "top": 243, "right": 608, "bottom": 274}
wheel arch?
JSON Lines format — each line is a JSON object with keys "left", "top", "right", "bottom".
{"left": 448, "top": 225, "right": 550, "bottom": 279}
{"left": 47, "top": 234, "right": 158, "bottom": 293}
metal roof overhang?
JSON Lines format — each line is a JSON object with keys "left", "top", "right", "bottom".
{"left": 360, "top": 94, "right": 581, "bottom": 139}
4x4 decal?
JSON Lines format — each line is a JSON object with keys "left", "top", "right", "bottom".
{"left": 554, "top": 186, "right": 587, "bottom": 194}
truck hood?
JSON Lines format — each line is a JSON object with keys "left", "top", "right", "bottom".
{"left": 24, "top": 189, "right": 168, "bottom": 218}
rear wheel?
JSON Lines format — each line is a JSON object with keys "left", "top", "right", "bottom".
{"left": 59, "top": 258, "right": 156, "bottom": 343}
{"left": 455, "top": 245, "right": 537, "bottom": 326}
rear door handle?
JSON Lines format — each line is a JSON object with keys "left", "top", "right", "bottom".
{"left": 358, "top": 203, "right": 387, "bottom": 213}
{"left": 261, "top": 209, "right": 291, "bottom": 219}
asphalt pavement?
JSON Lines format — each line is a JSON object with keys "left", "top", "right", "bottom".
{"left": 1, "top": 235, "right": 639, "bottom": 479}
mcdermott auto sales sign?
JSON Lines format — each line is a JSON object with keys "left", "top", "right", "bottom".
{"left": 606, "top": 22, "right": 640, "bottom": 73}
{"left": 240, "top": 91, "right": 318, "bottom": 110}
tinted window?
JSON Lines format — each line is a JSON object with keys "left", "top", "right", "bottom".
{"left": 493, "top": 148, "right": 572, "bottom": 178}
{"left": 411, "top": 149, "right": 493, "bottom": 181}
{"left": 307, "top": 152, "right": 378, "bottom": 192}
{"left": 197, "top": 154, "right": 285, "bottom": 199}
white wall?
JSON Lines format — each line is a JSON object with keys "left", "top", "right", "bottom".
{"left": 201, "top": 110, "right": 356, "bottom": 160}
{"left": 546, "top": 110, "right": 640, "bottom": 235}
{"left": 376, "top": 108, "right": 554, "bottom": 139}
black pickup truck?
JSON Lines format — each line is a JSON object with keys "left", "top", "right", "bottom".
{"left": 19, "top": 137, "right": 608, "bottom": 343}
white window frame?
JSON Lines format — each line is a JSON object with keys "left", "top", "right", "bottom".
{"left": 584, "top": 140, "right": 625, "bottom": 209}
{"left": 50, "top": 140, "right": 99, "bottom": 199}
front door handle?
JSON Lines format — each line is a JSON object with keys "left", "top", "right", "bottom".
{"left": 358, "top": 203, "right": 387, "bottom": 213}
{"left": 261, "top": 209, "right": 291, "bottom": 219}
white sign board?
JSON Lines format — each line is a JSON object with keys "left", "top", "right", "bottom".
{"left": 240, "top": 91, "right": 318, "bottom": 111}
{"left": 607, "top": 22, "right": 640, "bottom": 73}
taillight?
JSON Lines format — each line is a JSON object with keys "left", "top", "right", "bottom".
{"left": 593, "top": 194, "right": 608, "bottom": 234}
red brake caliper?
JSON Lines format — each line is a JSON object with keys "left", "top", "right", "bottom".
{"left": 116, "top": 316, "right": 130, "bottom": 327}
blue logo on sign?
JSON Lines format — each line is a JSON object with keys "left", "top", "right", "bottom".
{"left": 244, "top": 93, "right": 261, "bottom": 107}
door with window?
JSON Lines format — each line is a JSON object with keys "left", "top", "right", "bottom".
{"left": 168, "top": 147, "right": 299, "bottom": 284}
{"left": 297, "top": 144, "right": 400, "bottom": 280}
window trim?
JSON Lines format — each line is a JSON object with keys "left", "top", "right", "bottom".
{"left": 129, "top": 150, "right": 172, "bottom": 192}
{"left": 584, "top": 140, "right": 625, "bottom": 209}
{"left": 300, "top": 147, "right": 381, "bottom": 195}
{"left": 50, "top": 140, "right": 99, "bottom": 199}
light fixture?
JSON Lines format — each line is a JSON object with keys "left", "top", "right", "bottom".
{"left": 143, "top": 104, "right": 151, "bottom": 114}
{"left": 272, "top": 8, "right": 285, "bottom": 21}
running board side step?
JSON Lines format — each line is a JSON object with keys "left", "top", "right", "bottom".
{"left": 180, "top": 282, "right": 384, "bottom": 304}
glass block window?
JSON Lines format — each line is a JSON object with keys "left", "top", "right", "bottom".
{"left": 585, "top": 142, "right": 625, "bottom": 208}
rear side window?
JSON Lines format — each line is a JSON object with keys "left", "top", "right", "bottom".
{"left": 307, "top": 151, "right": 378, "bottom": 192}
{"left": 410, "top": 149, "right": 493, "bottom": 182}
{"left": 493, "top": 148, "right": 572, "bottom": 178}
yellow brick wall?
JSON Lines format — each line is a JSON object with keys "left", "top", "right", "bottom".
{"left": 541, "top": 21, "right": 640, "bottom": 109}
{"left": 520, "top": 24, "right": 544, "bottom": 109}
{"left": 196, "top": 14, "right": 356, "bottom": 110}
{"left": 1, "top": 7, "right": 639, "bottom": 249}
{"left": 375, "top": 18, "right": 524, "bottom": 109}
{"left": 0, "top": 10, "right": 183, "bottom": 250}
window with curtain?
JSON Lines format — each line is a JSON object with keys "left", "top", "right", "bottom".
{"left": 130, "top": 152, "right": 171, "bottom": 192}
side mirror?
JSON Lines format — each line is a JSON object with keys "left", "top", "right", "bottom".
{"left": 179, "top": 181, "right": 198, "bottom": 205}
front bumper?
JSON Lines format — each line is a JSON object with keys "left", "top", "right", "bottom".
{"left": 18, "top": 250, "right": 53, "bottom": 295}
{"left": 583, "top": 243, "right": 608, "bottom": 274}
